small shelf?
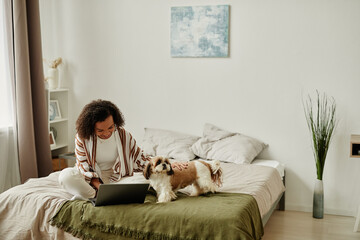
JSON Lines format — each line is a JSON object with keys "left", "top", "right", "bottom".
{"left": 47, "top": 86, "right": 69, "bottom": 156}
{"left": 350, "top": 135, "right": 360, "bottom": 158}
{"left": 49, "top": 88, "right": 69, "bottom": 93}
{"left": 50, "top": 118, "right": 68, "bottom": 124}
{"left": 51, "top": 143, "right": 68, "bottom": 151}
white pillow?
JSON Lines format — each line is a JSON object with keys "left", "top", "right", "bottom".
{"left": 191, "top": 123, "right": 267, "bottom": 164}
{"left": 141, "top": 128, "right": 200, "bottom": 161}
{"left": 202, "top": 122, "right": 235, "bottom": 140}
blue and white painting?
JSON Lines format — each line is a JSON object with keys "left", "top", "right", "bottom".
{"left": 171, "top": 5, "right": 229, "bottom": 57}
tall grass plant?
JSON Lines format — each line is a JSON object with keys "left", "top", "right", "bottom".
{"left": 303, "top": 91, "right": 337, "bottom": 180}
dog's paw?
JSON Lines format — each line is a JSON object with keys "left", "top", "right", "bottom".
{"left": 158, "top": 193, "right": 172, "bottom": 203}
{"left": 157, "top": 198, "right": 171, "bottom": 203}
{"left": 190, "top": 191, "right": 200, "bottom": 196}
{"left": 170, "top": 191, "right": 177, "bottom": 200}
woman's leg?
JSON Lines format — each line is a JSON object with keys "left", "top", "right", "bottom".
{"left": 58, "top": 167, "right": 96, "bottom": 199}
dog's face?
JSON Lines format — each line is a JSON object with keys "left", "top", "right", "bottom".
{"left": 144, "top": 156, "right": 174, "bottom": 179}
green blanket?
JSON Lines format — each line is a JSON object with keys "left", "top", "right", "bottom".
{"left": 51, "top": 190, "right": 263, "bottom": 240}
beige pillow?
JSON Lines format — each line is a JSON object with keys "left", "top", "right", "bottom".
{"left": 202, "top": 122, "right": 235, "bottom": 140}
{"left": 141, "top": 128, "right": 200, "bottom": 161}
{"left": 191, "top": 123, "right": 267, "bottom": 164}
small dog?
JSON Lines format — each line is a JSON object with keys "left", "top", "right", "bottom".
{"left": 143, "top": 156, "right": 222, "bottom": 203}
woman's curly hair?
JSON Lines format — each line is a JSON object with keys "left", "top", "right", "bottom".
{"left": 76, "top": 99, "right": 125, "bottom": 140}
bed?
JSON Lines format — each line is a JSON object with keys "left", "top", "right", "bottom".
{"left": 0, "top": 159, "right": 285, "bottom": 240}
{"left": 0, "top": 124, "right": 285, "bottom": 239}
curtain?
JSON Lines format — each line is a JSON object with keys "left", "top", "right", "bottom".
{"left": 2, "top": 0, "right": 52, "bottom": 185}
{"left": 0, "top": 1, "right": 20, "bottom": 193}
{"left": 0, "top": 128, "right": 20, "bottom": 192}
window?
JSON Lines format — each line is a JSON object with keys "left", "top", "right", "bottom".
{"left": 0, "top": 4, "right": 13, "bottom": 128}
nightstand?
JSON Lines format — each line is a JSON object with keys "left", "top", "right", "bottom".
{"left": 52, "top": 157, "right": 67, "bottom": 171}
{"left": 58, "top": 152, "right": 76, "bottom": 167}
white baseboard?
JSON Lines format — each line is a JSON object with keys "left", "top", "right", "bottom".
{"left": 286, "top": 204, "right": 355, "bottom": 217}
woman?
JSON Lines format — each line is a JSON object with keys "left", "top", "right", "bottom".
{"left": 59, "top": 99, "right": 185, "bottom": 200}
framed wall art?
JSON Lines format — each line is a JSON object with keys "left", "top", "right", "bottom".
{"left": 171, "top": 5, "right": 230, "bottom": 57}
{"left": 49, "top": 100, "right": 61, "bottom": 121}
{"left": 49, "top": 131, "right": 56, "bottom": 148}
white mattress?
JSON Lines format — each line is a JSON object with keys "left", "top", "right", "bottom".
{"left": 252, "top": 159, "right": 285, "bottom": 179}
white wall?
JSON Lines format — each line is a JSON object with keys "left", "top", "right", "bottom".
{"left": 39, "top": 0, "right": 360, "bottom": 216}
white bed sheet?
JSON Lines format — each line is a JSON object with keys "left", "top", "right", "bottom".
{"left": 175, "top": 160, "right": 285, "bottom": 217}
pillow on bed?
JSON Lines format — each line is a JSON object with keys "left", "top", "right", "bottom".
{"left": 191, "top": 123, "right": 267, "bottom": 164}
{"left": 141, "top": 128, "right": 200, "bottom": 161}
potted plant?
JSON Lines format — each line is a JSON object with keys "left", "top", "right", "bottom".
{"left": 303, "top": 91, "right": 337, "bottom": 219}
{"left": 44, "top": 57, "right": 63, "bottom": 89}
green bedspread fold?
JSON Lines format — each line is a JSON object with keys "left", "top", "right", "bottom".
{"left": 51, "top": 190, "right": 263, "bottom": 240}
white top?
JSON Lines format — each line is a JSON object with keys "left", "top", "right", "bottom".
{"left": 96, "top": 132, "right": 118, "bottom": 170}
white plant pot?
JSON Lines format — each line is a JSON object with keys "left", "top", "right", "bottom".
{"left": 313, "top": 179, "right": 324, "bottom": 219}
{"left": 47, "top": 68, "right": 59, "bottom": 89}
{"left": 44, "top": 80, "right": 49, "bottom": 89}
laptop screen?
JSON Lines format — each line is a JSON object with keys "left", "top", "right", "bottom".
{"left": 90, "top": 183, "right": 150, "bottom": 206}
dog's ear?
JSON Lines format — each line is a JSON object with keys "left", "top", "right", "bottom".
{"left": 167, "top": 165, "right": 174, "bottom": 175}
{"left": 164, "top": 158, "right": 174, "bottom": 175}
{"left": 144, "top": 162, "right": 152, "bottom": 179}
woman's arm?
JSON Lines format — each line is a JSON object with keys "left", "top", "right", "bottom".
{"left": 119, "top": 128, "right": 188, "bottom": 172}
{"left": 118, "top": 128, "right": 150, "bottom": 171}
{"left": 75, "top": 134, "right": 99, "bottom": 183}
{"left": 131, "top": 138, "right": 151, "bottom": 171}
{"left": 90, "top": 178, "right": 101, "bottom": 190}
{"left": 171, "top": 162, "right": 188, "bottom": 170}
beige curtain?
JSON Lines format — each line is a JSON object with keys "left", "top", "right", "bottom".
{"left": 4, "top": 0, "right": 52, "bottom": 183}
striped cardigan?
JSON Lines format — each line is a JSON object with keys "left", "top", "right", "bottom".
{"left": 75, "top": 127, "right": 150, "bottom": 183}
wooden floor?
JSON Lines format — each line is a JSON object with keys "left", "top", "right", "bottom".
{"left": 263, "top": 210, "right": 360, "bottom": 240}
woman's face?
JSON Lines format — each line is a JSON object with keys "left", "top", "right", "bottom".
{"left": 95, "top": 115, "right": 115, "bottom": 139}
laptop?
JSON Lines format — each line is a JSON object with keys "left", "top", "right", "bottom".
{"left": 89, "top": 183, "right": 150, "bottom": 206}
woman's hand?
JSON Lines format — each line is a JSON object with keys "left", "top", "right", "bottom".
{"left": 171, "top": 162, "right": 189, "bottom": 171}
{"left": 90, "top": 178, "right": 101, "bottom": 190}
